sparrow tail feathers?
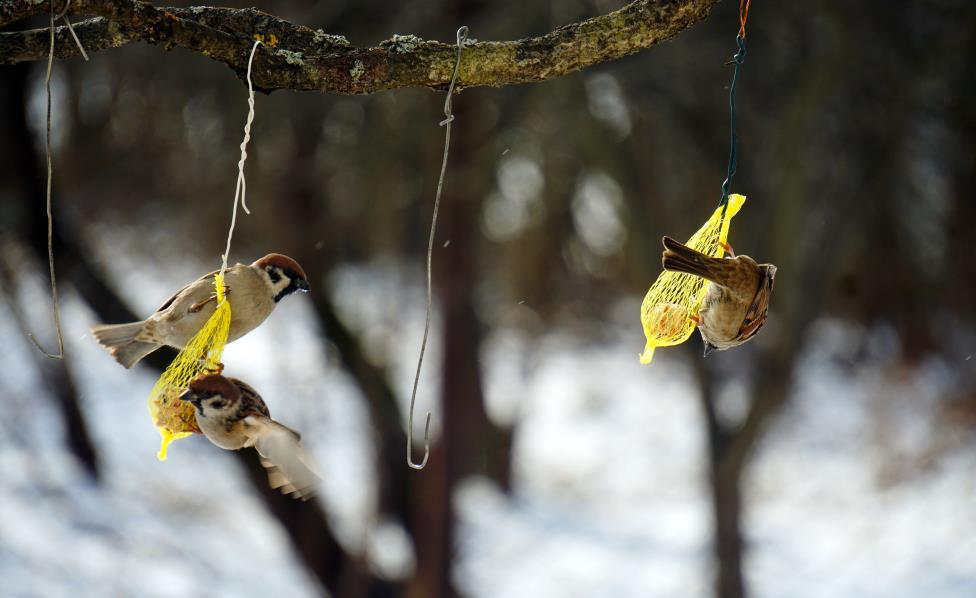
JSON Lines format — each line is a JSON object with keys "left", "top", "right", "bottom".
{"left": 661, "top": 236, "right": 731, "bottom": 287}
{"left": 91, "top": 322, "right": 159, "bottom": 369}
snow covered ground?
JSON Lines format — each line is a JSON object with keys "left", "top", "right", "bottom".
{"left": 2, "top": 257, "right": 974, "bottom": 597}
{"left": 459, "top": 319, "right": 976, "bottom": 598}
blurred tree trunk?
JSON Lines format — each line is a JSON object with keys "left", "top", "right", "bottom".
{"left": 409, "top": 101, "right": 482, "bottom": 598}
{"left": 0, "top": 62, "right": 99, "bottom": 479}
{"left": 406, "top": 3, "right": 515, "bottom": 595}
{"left": 697, "top": 355, "right": 792, "bottom": 598}
{"left": 309, "top": 287, "right": 419, "bottom": 532}
{"left": 285, "top": 115, "right": 423, "bottom": 541}
{"left": 697, "top": 369, "right": 744, "bottom": 598}
{"left": 943, "top": 7, "right": 976, "bottom": 317}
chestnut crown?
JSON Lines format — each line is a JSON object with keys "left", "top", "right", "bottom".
{"left": 252, "top": 253, "right": 310, "bottom": 302}
{"left": 180, "top": 373, "right": 241, "bottom": 408}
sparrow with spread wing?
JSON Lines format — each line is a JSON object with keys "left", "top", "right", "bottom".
{"left": 179, "top": 373, "right": 321, "bottom": 500}
{"left": 91, "top": 254, "right": 309, "bottom": 368}
{"left": 661, "top": 236, "right": 776, "bottom": 356}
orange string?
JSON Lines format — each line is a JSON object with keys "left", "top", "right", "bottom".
{"left": 738, "top": 0, "right": 752, "bottom": 39}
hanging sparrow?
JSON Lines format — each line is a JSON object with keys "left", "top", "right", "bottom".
{"left": 661, "top": 236, "right": 776, "bottom": 356}
{"left": 179, "top": 373, "right": 321, "bottom": 500}
{"left": 91, "top": 254, "right": 310, "bottom": 368}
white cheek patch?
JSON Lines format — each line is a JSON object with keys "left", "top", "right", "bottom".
{"left": 272, "top": 276, "right": 292, "bottom": 296}
{"left": 261, "top": 269, "right": 293, "bottom": 298}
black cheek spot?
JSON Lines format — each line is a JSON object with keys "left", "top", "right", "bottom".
{"left": 267, "top": 266, "right": 282, "bottom": 284}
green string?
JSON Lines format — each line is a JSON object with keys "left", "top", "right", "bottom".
{"left": 719, "top": 34, "right": 747, "bottom": 221}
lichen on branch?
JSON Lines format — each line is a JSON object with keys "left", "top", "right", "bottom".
{"left": 0, "top": 0, "right": 720, "bottom": 94}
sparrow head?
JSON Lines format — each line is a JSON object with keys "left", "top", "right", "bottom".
{"left": 179, "top": 373, "right": 241, "bottom": 416}
{"left": 252, "top": 253, "right": 310, "bottom": 303}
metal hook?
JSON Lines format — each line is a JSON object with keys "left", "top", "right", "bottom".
{"left": 406, "top": 25, "right": 468, "bottom": 471}
{"left": 439, "top": 26, "right": 468, "bottom": 125}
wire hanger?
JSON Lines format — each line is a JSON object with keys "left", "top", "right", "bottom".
{"left": 407, "top": 25, "right": 469, "bottom": 470}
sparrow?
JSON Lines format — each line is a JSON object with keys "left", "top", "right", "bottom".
{"left": 179, "top": 373, "right": 322, "bottom": 500}
{"left": 661, "top": 236, "right": 776, "bottom": 356}
{"left": 91, "top": 254, "right": 310, "bottom": 368}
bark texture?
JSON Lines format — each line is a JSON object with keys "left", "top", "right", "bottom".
{"left": 0, "top": 0, "right": 720, "bottom": 94}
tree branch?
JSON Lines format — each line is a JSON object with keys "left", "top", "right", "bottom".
{"left": 0, "top": 0, "right": 720, "bottom": 94}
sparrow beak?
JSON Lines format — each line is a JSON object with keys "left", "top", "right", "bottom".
{"left": 703, "top": 342, "right": 719, "bottom": 357}
{"left": 178, "top": 388, "right": 196, "bottom": 402}
{"left": 295, "top": 278, "right": 311, "bottom": 293}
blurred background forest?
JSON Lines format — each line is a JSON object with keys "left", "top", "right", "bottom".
{"left": 2, "top": 0, "right": 976, "bottom": 597}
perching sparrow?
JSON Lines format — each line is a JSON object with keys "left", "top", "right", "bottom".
{"left": 179, "top": 373, "right": 322, "bottom": 500}
{"left": 91, "top": 254, "right": 309, "bottom": 368}
{"left": 661, "top": 236, "right": 776, "bottom": 356}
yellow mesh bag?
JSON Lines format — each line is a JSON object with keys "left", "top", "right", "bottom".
{"left": 148, "top": 273, "right": 232, "bottom": 460}
{"left": 639, "top": 194, "right": 745, "bottom": 364}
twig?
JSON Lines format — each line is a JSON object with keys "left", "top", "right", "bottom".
{"left": 27, "top": 0, "right": 90, "bottom": 359}
{"left": 28, "top": 0, "right": 67, "bottom": 360}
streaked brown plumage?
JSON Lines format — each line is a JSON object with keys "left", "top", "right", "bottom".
{"left": 179, "top": 374, "right": 322, "bottom": 500}
{"left": 90, "top": 254, "right": 309, "bottom": 368}
{"left": 661, "top": 236, "right": 776, "bottom": 356}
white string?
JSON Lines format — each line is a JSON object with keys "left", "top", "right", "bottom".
{"left": 406, "top": 25, "right": 468, "bottom": 471}
{"left": 220, "top": 40, "right": 262, "bottom": 276}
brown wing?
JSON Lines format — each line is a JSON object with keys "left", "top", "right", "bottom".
{"left": 245, "top": 416, "right": 321, "bottom": 500}
{"left": 735, "top": 265, "right": 776, "bottom": 343}
{"left": 154, "top": 269, "right": 219, "bottom": 314}
{"left": 661, "top": 236, "right": 740, "bottom": 288}
{"left": 229, "top": 377, "right": 272, "bottom": 419}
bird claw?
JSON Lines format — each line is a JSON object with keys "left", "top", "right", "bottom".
{"left": 688, "top": 314, "right": 702, "bottom": 326}
{"left": 189, "top": 294, "right": 217, "bottom": 313}
{"left": 720, "top": 241, "right": 735, "bottom": 258}
{"left": 189, "top": 286, "right": 230, "bottom": 313}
